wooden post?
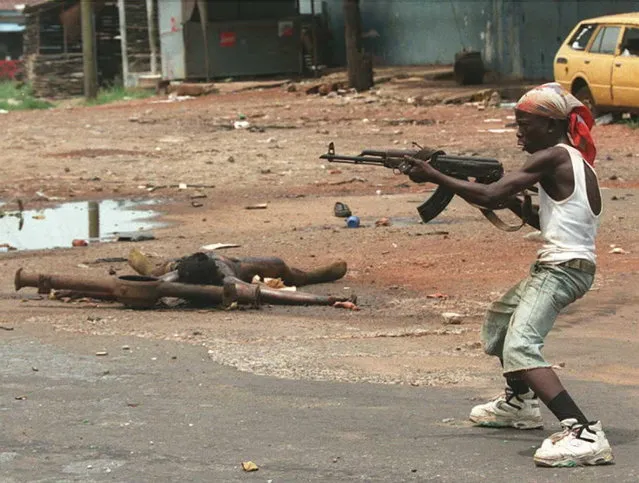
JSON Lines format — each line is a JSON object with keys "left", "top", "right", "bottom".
{"left": 81, "top": 0, "right": 98, "bottom": 99}
{"left": 146, "top": 0, "right": 158, "bottom": 74}
{"left": 310, "top": 0, "right": 319, "bottom": 76}
{"left": 343, "top": 0, "right": 372, "bottom": 92}
{"left": 196, "top": 0, "right": 210, "bottom": 81}
{"left": 117, "top": 0, "right": 130, "bottom": 86}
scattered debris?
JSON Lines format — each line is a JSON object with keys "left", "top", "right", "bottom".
{"left": 346, "top": 216, "right": 360, "bottom": 228}
{"left": 334, "top": 202, "right": 352, "bottom": 218}
{"left": 523, "top": 230, "right": 545, "bottom": 242}
{"left": 333, "top": 301, "right": 360, "bottom": 311}
{"left": 328, "top": 176, "right": 367, "bottom": 186}
{"left": 200, "top": 243, "right": 241, "bottom": 251}
{"left": 609, "top": 246, "right": 628, "bottom": 254}
{"left": 596, "top": 113, "right": 614, "bottom": 126}
{"left": 241, "top": 461, "right": 259, "bottom": 472}
{"left": 233, "top": 120, "right": 250, "bottom": 129}
{"left": 441, "top": 312, "right": 464, "bottom": 325}
{"left": 116, "top": 232, "right": 156, "bottom": 242}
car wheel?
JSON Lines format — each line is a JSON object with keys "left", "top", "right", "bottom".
{"left": 574, "top": 85, "right": 598, "bottom": 117}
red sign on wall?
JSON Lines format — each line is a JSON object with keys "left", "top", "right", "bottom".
{"left": 220, "top": 32, "right": 237, "bottom": 47}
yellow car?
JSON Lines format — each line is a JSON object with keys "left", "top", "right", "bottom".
{"left": 554, "top": 12, "right": 639, "bottom": 116}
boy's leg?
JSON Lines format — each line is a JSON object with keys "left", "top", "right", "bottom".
{"left": 469, "top": 275, "right": 543, "bottom": 429}
{"left": 501, "top": 263, "right": 612, "bottom": 466}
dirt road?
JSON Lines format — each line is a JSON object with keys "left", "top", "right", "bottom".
{"left": 1, "top": 70, "right": 638, "bottom": 393}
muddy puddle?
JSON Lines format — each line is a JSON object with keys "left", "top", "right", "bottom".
{"left": 0, "top": 199, "right": 165, "bottom": 251}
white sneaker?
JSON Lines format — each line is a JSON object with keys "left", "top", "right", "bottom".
{"left": 469, "top": 388, "right": 544, "bottom": 429}
{"left": 534, "top": 419, "right": 614, "bottom": 467}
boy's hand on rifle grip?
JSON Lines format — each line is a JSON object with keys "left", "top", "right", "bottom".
{"left": 403, "top": 155, "right": 437, "bottom": 183}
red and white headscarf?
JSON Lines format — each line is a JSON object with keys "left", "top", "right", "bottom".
{"left": 515, "top": 82, "right": 597, "bottom": 166}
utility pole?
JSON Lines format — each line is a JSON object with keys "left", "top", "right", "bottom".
{"left": 117, "top": 0, "right": 130, "bottom": 86}
{"left": 343, "top": 0, "right": 372, "bottom": 92}
{"left": 146, "top": 0, "right": 158, "bottom": 75}
{"left": 81, "top": 0, "right": 98, "bottom": 99}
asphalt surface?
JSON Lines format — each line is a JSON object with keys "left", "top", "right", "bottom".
{"left": 1, "top": 323, "right": 637, "bottom": 483}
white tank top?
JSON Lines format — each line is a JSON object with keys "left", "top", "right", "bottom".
{"left": 537, "top": 143, "right": 601, "bottom": 264}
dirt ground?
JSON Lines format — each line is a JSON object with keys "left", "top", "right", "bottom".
{"left": 1, "top": 67, "right": 638, "bottom": 394}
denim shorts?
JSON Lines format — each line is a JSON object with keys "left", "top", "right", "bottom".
{"left": 481, "top": 261, "right": 594, "bottom": 375}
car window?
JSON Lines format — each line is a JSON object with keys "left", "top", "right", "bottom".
{"left": 620, "top": 27, "right": 639, "bottom": 56}
{"left": 590, "top": 26, "right": 621, "bottom": 54}
{"left": 569, "top": 23, "right": 598, "bottom": 50}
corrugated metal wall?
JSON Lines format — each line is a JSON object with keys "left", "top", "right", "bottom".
{"left": 323, "top": 0, "right": 639, "bottom": 80}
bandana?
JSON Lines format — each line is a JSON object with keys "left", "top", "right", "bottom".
{"left": 515, "top": 82, "right": 596, "bottom": 166}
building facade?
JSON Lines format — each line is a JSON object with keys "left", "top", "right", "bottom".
{"left": 321, "top": 0, "right": 639, "bottom": 80}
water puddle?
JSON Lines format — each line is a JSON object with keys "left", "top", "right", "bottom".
{"left": 0, "top": 199, "right": 165, "bottom": 251}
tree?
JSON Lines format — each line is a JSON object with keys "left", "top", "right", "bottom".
{"left": 343, "top": 0, "right": 373, "bottom": 92}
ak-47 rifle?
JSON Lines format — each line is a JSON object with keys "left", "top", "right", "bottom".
{"left": 319, "top": 142, "right": 529, "bottom": 231}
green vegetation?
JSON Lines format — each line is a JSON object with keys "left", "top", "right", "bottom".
{"left": 0, "top": 82, "right": 53, "bottom": 111}
{"left": 85, "top": 85, "right": 155, "bottom": 106}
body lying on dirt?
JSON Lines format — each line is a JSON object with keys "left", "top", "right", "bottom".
{"left": 128, "top": 249, "right": 347, "bottom": 288}
{"left": 14, "top": 250, "right": 357, "bottom": 310}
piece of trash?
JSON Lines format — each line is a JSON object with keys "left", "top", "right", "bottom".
{"left": 190, "top": 193, "right": 207, "bottom": 200}
{"left": 346, "top": 215, "right": 360, "bottom": 228}
{"left": 200, "top": 243, "right": 241, "bottom": 251}
{"left": 234, "top": 120, "right": 250, "bottom": 129}
{"left": 500, "top": 102, "right": 517, "bottom": 109}
{"left": 0, "top": 243, "right": 18, "bottom": 252}
{"left": 523, "top": 230, "right": 545, "bottom": 242}
{"left": 375, "top": 217, "right": 391, "bottom": 227}
{"left": 72, "top": 239, "right": 88, "bottom": 247}
{"left": 479, "top": 128, "right": 516, "bottom": 134}
{"left": 328, "top": 176, "right": 367, "bottom": 186}
{"left": 441, "top": 312, "right": 464, "bottom": 325}
{"left": 375, "top": 189, "right": 382, "bottom": 196}
{"left": 483, "top": 119, "right": 502, "bottom": 123}
{"left": 333, "top": 301, "right": 360, "bottom": 311}
{"left": 441, "top": 418, "right": 455, "bottom": 423}
{"left": 191, "top": 201, "right": 203, "bottom": 208}
{"left": 122, "top": 345, "right": 131, "bottom": 350}
{"left": 426, "top": 292, "right": 448, "bottom": 299}
{"left": 609, "top": 247, "right": 628, "bottom": 254}
{"left": 178, "top": 183, "right": 188, "bottom": 190}
{"left": 15, "top": 395, "right": 27, "bottom": 400}
{"left": 95, "top": 351, "right": 108, "bottom": 356}
{"left": 595, "top": 113, "right": 614, "bottom": 126}
{"left": 334, "top": 201, "right": 352, "bottom": 218}
{"left": 245, "top": 203, "right": 268, "bottom": 210}
{"left": 241, "top": 461, "right": 259, "bottom": 472}
{"left": 0, "top": 109, "right": 8, "bottom": 114}
{"left": 116, "top": 232, "right": 156, "bottom": 242}
{"left": 0, "top": 325, "right": 15, "bottom": 331}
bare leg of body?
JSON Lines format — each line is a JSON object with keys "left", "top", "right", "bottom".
{"left": 232, "top": 257, "right": 347, "bottom": 286}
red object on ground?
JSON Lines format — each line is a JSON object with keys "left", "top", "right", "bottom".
{"left": 72, "top": 239, "right": 88, "bottom": 247}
